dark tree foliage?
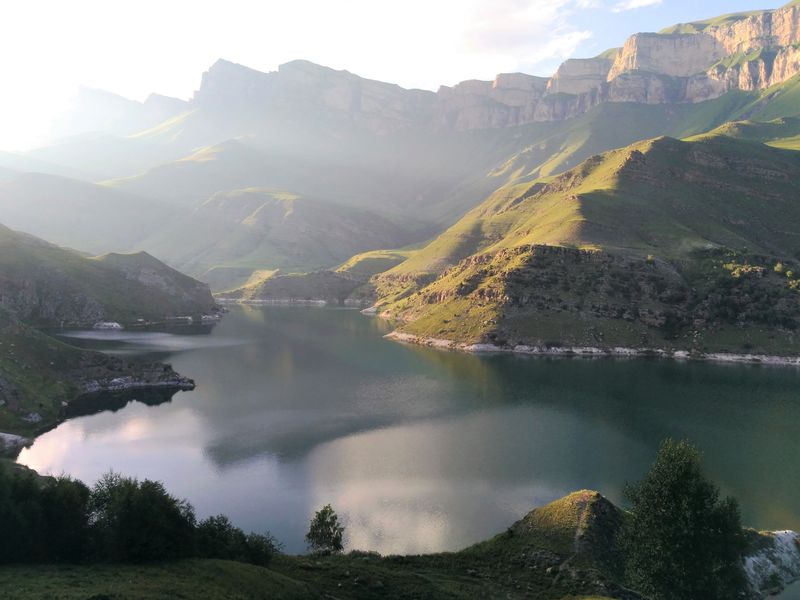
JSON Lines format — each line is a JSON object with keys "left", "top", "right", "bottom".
{"left": 306, "top": 504, "right": 345, "bottom": 554}
{"left": 619, "top": 439, "right": 748, "bottom": 600}
{"left": 89, "top": 472, "right": 197, "bottom": 562}
{"left": 41, "top": 476, "right": 91, "bottom": 562}
{"left": 196, "top": 515, "right": 280, "bottom": 565}
{"left": 0, "top": 465, "right": 279, "bottom": 566}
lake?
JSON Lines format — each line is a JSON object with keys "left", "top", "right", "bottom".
{"left": 17, "top": 305, "right": 800, "bottom": 556}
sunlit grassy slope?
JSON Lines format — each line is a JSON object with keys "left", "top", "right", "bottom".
{"left": 377, "top": 134, "right": 800, "bottom": 355}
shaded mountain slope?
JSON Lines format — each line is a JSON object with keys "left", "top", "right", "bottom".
{"left": 0, "top": 224, "right": 214, "bottom": 327}
{"left": 137, "top": 188, "right": 414, "bottom": 290}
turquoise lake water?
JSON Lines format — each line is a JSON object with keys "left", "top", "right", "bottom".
{"left": 18, "top": 305, "right": 800, "bottom": 557}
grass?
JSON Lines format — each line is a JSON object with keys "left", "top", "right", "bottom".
{"left": 0, "top": 560, "right": 316, "bottom": 600}
{"left": 0, "top": 492, "right": 627, "bottom": 600}
{"left": 336, "top": 248, "right": 418, "bottom": 279}
{"left": 0, "top": 557, "right": 620, "bottom": 600}
{"left": 0, "top": 309, "right": 80, "bottom": 437}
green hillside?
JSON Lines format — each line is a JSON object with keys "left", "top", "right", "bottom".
{"left": 695, "top": 116, "right": 800, "bottom": 150}
{"left": 377, "top": 135, "right": 800, "bottom": 356}
{"left": 134, "top": 80, "right": 800, "bottom": 292}
{"left": 0, "top": 224, "right": 215, "bottom": 327}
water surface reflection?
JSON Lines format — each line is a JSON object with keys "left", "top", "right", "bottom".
{"left": 18, "top": 306, "right": 800, "bottom": 554}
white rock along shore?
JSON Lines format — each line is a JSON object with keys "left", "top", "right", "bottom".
{"left": 385, "top": 331, "right": 800, "bottom": 366}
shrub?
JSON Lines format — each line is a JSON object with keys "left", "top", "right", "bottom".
{"left": 196, "top": 515, "right": 248, "bottom": 560}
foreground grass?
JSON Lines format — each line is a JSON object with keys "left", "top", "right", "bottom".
{"left": 0, "top": 557, "right": 618, "bottom": 600}
{"left": 0, "top": 560, "right": 315, "bottom": 600}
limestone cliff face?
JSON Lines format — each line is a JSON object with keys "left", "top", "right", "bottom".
{"left": 195, "top": 59, "right": 437, "bottom": 134}
{"left": 705, "top": 3, "right": 800, "bottom": 55}
{"left": 548, "top": 57, "right": 615, "bottom": 95}
{"left": 708, "top": 45, "right": 800, "bottom": 92}
{"left": 436, "top": 74, "right": 548, "bottom": 129}
{"left": 191, "top": 4, "right": 800, "bottom": 133}
{"left": 432, "top": 4, "right": 800, "bottom": 129}
{"left": 608, "top": 33, "right": 725, "bottom": 79}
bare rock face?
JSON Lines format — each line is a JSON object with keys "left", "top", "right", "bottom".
{"left": 706, "top": 3, "right": 800, "bottom": 55}
{"left": 440, "top": 1, "right": 800, "bottom": 129}
{"left": 194, "top": 59, "right": 437, "bottom": 134}
{"left": 548, "top": 57, "right": 615, "bottom": 95}
{"left": 436, "top": 74, "right": 548, "bottom": 129}
{"left": 609, "top": 33, "right": 725, "bottom": 79}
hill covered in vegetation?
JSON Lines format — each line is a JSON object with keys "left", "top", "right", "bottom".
{"left": 371, "top": 134, "right": 800, "bottom": 358}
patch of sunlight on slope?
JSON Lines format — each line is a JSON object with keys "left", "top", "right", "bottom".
{"left": 128, "top": 109, "right": 198, "bottom": 141}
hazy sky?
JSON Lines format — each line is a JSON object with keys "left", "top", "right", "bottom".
{"left": 0, "top": 0, "right": 783, "bottom": 150}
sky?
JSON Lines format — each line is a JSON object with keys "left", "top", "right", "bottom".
{"left": 0, "top": 0, "right": 786, "bottom": 150}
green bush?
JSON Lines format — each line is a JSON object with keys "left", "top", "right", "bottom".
{"left": 618, "top": 439, "right": 748, "bottom": 600}
{"left": 196, "top": 515, "right": 279, "bottom": 565}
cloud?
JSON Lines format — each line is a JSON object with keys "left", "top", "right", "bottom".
{"left": 612, "top": 0, "right": 662, "bottom": 11}
{"left": 463, "top": 0, "right": 593, "bottom": 75}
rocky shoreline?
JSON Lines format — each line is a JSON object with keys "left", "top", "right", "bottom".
{"left": 385, "top": 331, "right": 800, "bottom": 367}
{"left": 0, "top": 373, "right": 195, "bottom": 458}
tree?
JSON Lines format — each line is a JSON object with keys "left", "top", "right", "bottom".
{"left": 305, "top": 504, "right": 344, "bottom": 554}
{"left": 41, "top": 476, "right": 91, "bottom": 562}
{"left": 89, "top": 472, "right": 196, "bottom": 562}
{"left": 618, "top": 439, "right": 748, "bottom": 600}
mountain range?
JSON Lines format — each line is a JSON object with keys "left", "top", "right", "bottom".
{"left": 0, "top": 2, "right": 799, "bottom": 354}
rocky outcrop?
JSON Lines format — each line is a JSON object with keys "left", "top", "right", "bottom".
{"left": 744, "top": 530, "right": 800, "bottom": 597}
{"left": 432, "top": 2, "right": 800, "bottom": 129}
{"left": 708, "top": 45, "right": 800, "bottom": 92}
